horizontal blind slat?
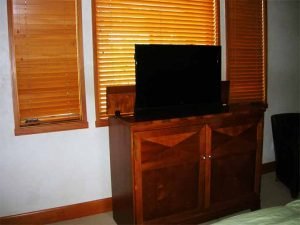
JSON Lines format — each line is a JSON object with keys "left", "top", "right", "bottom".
{"left": 227, "top": 0, "right": 266, "bottom": 104}
{"left": 12, "top": 0, "right": 83, "bottom": 124}
{"left": 93, "top": 0, "right": 219, "bottom": 120}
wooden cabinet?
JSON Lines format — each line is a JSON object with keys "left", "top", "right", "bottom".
{"left": 134, "top": 125, "right": 206, "bottom": 223}
{"left": 109, "top": 107, "right": 264, "bottom": 225}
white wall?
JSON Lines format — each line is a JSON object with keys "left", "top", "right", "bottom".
{"left": 263, "top": 0, "right": 300, "bottom": 163}
{"left": 0, "top": 0, "right": 112, "bottom": 217}
{"left": 0, "top": 0, "right": 299, "bottom": 217}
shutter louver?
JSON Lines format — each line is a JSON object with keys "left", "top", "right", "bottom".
{"left": 10, "top": 0, "right": 85, "bottom": 126}
{"left": 226, "top": 0, "right": 266, "bottom": 104}
{"left": 93, "top": 0, "right": 220, "bottom": 125}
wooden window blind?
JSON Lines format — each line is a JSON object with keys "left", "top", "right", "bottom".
{"left": 93, "top": 0, "right": 220, "bottom": 126}
{"left": 8, "top": 0, "right": 88, "bottom": 135}
{"left": 226, "top": 0, "right": 267, "bottom": 104}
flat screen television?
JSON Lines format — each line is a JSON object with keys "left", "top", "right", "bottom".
{"left": 134, "top": 44, "right": 222, "bottom": 120}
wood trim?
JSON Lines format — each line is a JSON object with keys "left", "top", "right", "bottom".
{"left": 15, "top": 120, "right": 89, "bottom": 136}
{"left": 263, "top": 0, "right": 268, "bottom": 105}
{"left": 254, "top": 118, "right": 264, "bottom": 194}
{"left": 7, "top": 0, "right": 88, "bottom": 135}
{"left": 0, "top": 198, "right": 112, "bottom": 225}
{"left": 262, "top": 161, "right": 276, "bottom": 174}
{"left": 95, "top": 119, "right": 109, "bottom": 127}
{"left": 91, "top": 0, "right": 103, "bottom": 127}
{"left": 76, "top": 0, "right": 88, "bottom": 126}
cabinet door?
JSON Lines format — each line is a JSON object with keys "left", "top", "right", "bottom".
{"left": 133, "top": 125, "right": 206, "bottom": 223}
{"left": 208, "top": 114, "right": 263, "bottom": 206}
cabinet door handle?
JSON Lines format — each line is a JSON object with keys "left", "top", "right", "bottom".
{"left": 201, "top": 155, "right": 212, "bottom": 160}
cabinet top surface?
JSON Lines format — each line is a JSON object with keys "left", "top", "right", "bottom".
{"left": 109, "top": 104, "right": 266, "bottom": 129}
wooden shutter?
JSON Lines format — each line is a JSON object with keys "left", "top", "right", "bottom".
{"left": 93, "top": 0, "right": 220, "bottom": 126}
{"left": 226, "top": 0, "right": 267, "bottom": 104}
{"left": 9, "top": 0, "right": 87, "bottom": 133}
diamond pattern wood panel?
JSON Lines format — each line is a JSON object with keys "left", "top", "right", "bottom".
{"left": 136, "top": 128, "right": 204, "bottom": 221}
{"left": 210, "top": 122, "right": 258, "bottom": 204}
{"left": 140, "top": 131, "right": 200, "bottom": 167}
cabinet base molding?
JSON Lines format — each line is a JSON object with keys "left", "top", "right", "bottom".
{"left": 0, "top": 198, "right": 112, "bottom": 225}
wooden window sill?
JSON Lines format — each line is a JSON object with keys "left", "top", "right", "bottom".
{"left": 95, "top": 119, "right": 108, "bottom": 127}
{"left": 15, "top": 120, "right": 89, "bottom": 136}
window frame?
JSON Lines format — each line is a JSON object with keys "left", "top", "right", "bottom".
{"left": 7, "top": 0, "right": 88, "bottom": 135}
{"left": 92, "top": 0, "right": 220, "bottom": 127}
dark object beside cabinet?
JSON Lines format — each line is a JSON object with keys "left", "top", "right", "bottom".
{"left": 271, "top": 113, "right": 300, "bottom": 198}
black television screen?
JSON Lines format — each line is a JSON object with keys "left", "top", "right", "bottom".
{"left": 134, "top": 44, "right": 222, "bottom": 119}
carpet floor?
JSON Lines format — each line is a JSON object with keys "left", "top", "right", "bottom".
{"left": 48, "top": 172, "right": 295, "bottom": 225}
